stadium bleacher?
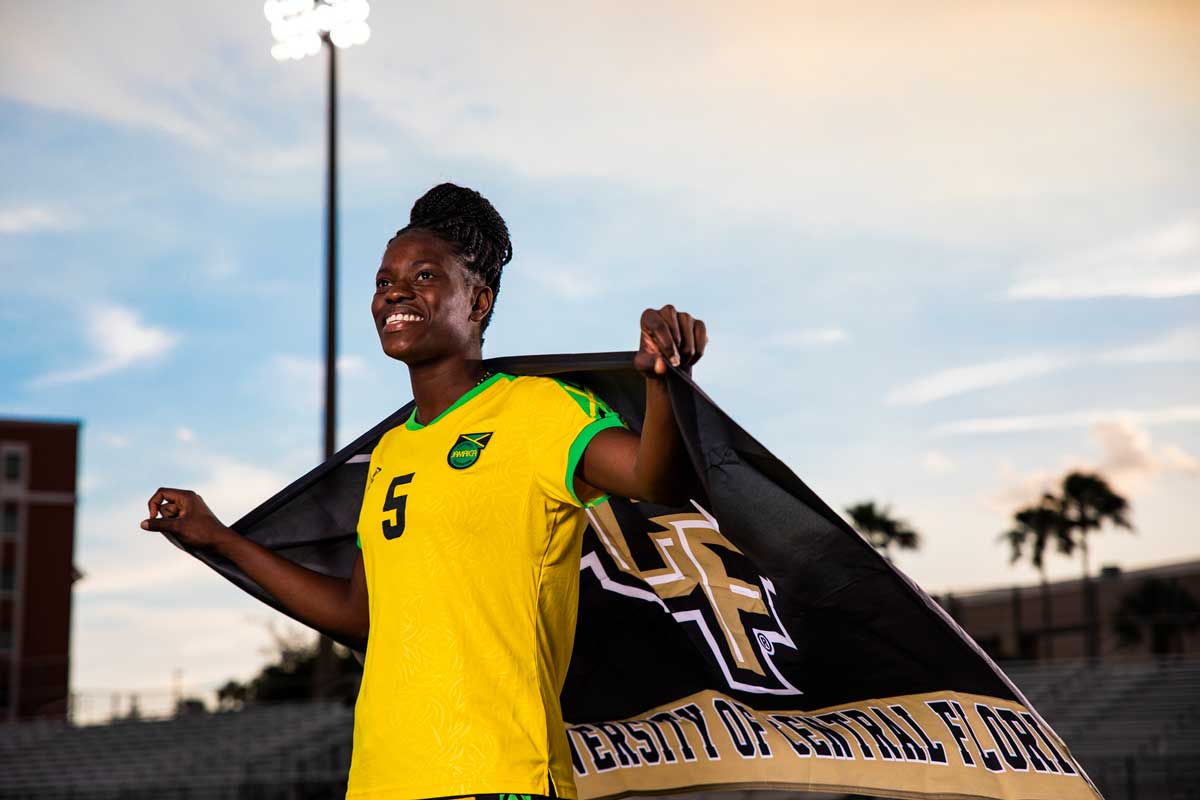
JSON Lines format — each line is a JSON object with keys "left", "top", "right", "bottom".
{"left": 1003, "top": 657, "right": 1200, "bottom": 800}
{"left": 0, "top": 701, "right": 354, "bottom": 799}
{"left": 0, "top": 658, "right": 1197, "bottom": 800}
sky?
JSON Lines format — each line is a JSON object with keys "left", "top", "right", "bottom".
{"left": 1, "top": 0, "right": 1198, "bottom": 712}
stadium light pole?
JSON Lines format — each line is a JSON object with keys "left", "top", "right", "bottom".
{"left": 264, "top": 0, "right": 371, "bottom": 699}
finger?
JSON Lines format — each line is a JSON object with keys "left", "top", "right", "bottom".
{"left": 677, "top": 312, "right": 696, "bottom": 365}
{"left": 160, "top": 502, "right": 182, "bottom": 519}
{"left": 638, "top": 327, "right": 661, "bottom": 355}
{"left": 693, "top": 318, "right": 708, "bottom": 361}
{"left": 658, "top": 305, "right": 682, "bottom": 366}
{"left": 148, "top": 490, "right": 167, "bottom": 519}
{"left": 149, "top": 487, "right": 186, "bottom": 514}
{"left": 141, "top": 516, "right": 181, "bottom": 534}
{"left": 640, "top": 310, "right": 674, "bottom": 362}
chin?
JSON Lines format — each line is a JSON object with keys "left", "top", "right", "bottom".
{"left": 379, "top": 334, "right": 415, "bottom": 363}
{"left": 382, "top": 342, "right": 416, "bottom": 363}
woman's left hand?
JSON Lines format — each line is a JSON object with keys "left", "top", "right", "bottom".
{"left": 635, "top": 304, "right": 708, "bottom": 377}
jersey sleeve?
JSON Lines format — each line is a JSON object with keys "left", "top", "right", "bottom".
{"left": 530, "top": 377, "right": 628, "bottom": 508}
{"left": 355, "top": 443, "right": 382, "bottom": 549}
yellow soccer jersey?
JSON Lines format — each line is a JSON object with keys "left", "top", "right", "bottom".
{"left": 348, "top": 372, "right": 626, "bottom": 800}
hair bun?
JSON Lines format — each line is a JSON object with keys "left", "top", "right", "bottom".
{"left": 394, "top": 182, "right": 512, "bottom": 337}
{"left": 408, "top": 183, "right": 512, "bottom": 271}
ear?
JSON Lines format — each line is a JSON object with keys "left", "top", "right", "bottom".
{"left": 469, "top": 284, "right": 494, "bottom": 325}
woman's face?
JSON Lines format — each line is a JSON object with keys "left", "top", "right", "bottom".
{"left": 371, "top": 230, "right": 490, "bottom": 365}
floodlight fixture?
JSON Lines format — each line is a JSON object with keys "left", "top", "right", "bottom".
{"left": 265, "top": 0, "right": 370, "bottom": 61}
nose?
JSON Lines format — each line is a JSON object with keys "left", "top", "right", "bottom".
{"left": 384, "top": 280, "right": 414, "bottom": 303}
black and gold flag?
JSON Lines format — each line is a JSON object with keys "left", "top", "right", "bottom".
{"left": 188, "top": 352, "right": 1100, "bottom": 800}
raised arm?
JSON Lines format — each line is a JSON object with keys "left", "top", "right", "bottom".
{"left": 576, "top": 305, "right": 707, "bottom": 506}
{"left": 141, "top": 488, "right": 369, "bottom": 650}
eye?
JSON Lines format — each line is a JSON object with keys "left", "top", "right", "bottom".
{"left": 415, "top": 269, "right": 435, "bottom": 281}
{"left": 375, "top": 277, "right": 390, "bottom": 290}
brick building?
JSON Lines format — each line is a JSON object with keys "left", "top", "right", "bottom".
{"left": 0, "top": 419, "right": 79, "bottom": 721}
{"left": 939, "top": 557, "right": 1200, "bottom": 662}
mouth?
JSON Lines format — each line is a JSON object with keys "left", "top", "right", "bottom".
{"left": 381, "top": 310, "right": 425, "bottom": 333}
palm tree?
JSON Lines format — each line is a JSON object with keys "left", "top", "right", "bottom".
{"left": 1059, "top": 471, "right": 1132, "bottom": 580}
{"left": 845, "top": 501, "right": 920, "bottom": 562}
{"left": 1058, "top": 471, "right": 1132, "bottom": 659}
{"left": 999, "top": 494, "right": 1071, "bottom": 659}
{"left": 1113, "top": 578, "right": 1200, "bottom": 656}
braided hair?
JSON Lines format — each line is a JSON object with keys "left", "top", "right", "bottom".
{"left": 393, "top": 183, "right": 512, "bottom": 337}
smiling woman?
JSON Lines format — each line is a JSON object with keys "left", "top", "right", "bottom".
{"left": 141, "top": 182, "right": 708, "bottom": 800}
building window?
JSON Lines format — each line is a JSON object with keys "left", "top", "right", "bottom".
{"left": 2, "top": 450, "right": 20, "bottom": 483}
{"left": 0, "top": 626, "right": 10, "bottom": 651}
{"left": 0, "top": 566, "right": 13, "bottom": 593}
{"left": 1, "top": 502, "right": 16, "bottom": 537}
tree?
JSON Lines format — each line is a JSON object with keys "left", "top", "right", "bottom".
{"left": 1058, "top": 471, "right": 1133, "bottom": 581}
{"left": 845, "top": 501, "right": 920, "bottom": 561}
{"left": 216, "top": 680, "right": 249, "bottom": 711}
{"left": 1058, "top": 471, "right": 1132, "bottom": 659}
{"left": 174, "top": 697, "right": 207, "bottom": 717}
{"left": 216, "top": 626, "right": 363, "bottom": 710}
{"left": 999, "top": 493, "right": 1072, "bottom": 659}
{"left": 1113, "top": 578, "right": 1200, "bottom": 656}
{"left": 999, "top": 493, "right": 1072, "bottom": 578}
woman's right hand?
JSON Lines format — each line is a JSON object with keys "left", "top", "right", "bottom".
{"left": 141, "top": 487, "right": 232, "bottom": 551}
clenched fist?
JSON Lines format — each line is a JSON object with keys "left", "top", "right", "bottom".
{"left": 635, "top": 304, "right": 707, "bottom": 377}
{"left": 141, "top": 487, "right": 233, "bottom": 551}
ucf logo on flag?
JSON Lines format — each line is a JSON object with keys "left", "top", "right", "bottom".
{"left": 197, "top": 353, "right": 1102, "bottom": 800}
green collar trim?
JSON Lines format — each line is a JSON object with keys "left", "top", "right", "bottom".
{"left": 404, "top": 372, "right": 512, "bottom": 430}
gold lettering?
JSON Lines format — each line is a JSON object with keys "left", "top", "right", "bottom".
{"left": 588, "top": 504, "right": 769, "bottom": 675}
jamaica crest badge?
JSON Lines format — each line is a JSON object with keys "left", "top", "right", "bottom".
{"left": 447, "top": 432, "right": 493, "bottom": 470}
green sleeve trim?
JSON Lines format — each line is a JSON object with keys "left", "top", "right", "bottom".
{"left": 565, "top": 414, "right": 627, "bottom": 507}
{"left": 356, "top": 533, "right": 362, "bottom": 549}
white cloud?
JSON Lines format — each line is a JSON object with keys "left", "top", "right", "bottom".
{"left": 27, "top": 304, "right": 177, "bottom": 387}
{"left": 1102, "top": 325, "right": 1200, "bottom": 364}
{"left": 1009, "top": 215, "right": 1200, "bottom": 300}
{"left": 175, "top": 427, "right": 195, "bottom": 443}
{"left": 98, "top": 432, "right": 130, "bottom": 448}
{"left": 73, "top": 599, "right": 282, "bottom": 707}
{"left": 990, "top": 419, "right": 1199, "bottom": 512}
{"left": 192, "top": 455, "right": 292, "bottom": 522}
{"left": 527, "top": 266, "right": 600, "bottom": 300}
{"left": 887, "top": 325, "right": 1200, "bottom": 407}
{"left": 769, "top": 328, "right": 847, "bottom": 347}
{"left": 1160, "top": 445, "right": 1200, "bottom": 474}
{"left": 937, "top": 405, "right": 1200, "bottom": 436}
{"left": 920, "top": 451, "right": 956, "bottom": 475}
{"left": 989, "top": 462, "right": 1062, "bottom": 516}
{"left": 273, "top": 353, "right": 368, "bottom": 383}
{"left": 1088, "top": 419, "right": 1159, "bottom": 496}
{"left": 78, "top": 556, "right": 200, "bottom": 597}
{"left": 4, "top": 3, "right": 1195, "bottom": 242}
{"left": 0, "top": 205, "right": 73, "bottom": 234}
{"left": 887, "top": 354, "right": 1070, "bottom": 406}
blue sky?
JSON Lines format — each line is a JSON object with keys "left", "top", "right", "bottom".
{"left": 1, "top": 1, "right": 1198, "bottom": 710}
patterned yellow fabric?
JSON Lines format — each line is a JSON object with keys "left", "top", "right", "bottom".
{"left": 347, "top": 373, "right": 626, "bottom": 800}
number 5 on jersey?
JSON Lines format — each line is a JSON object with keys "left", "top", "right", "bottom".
{"left": 382, "top": 472, "right": 415, "bottom": 540}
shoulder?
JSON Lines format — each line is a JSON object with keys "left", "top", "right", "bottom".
{"left": 507, "top": 374, "right": 611, "bottom": 417}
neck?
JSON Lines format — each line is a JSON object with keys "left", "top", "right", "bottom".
{"left": 407, "top": 353, "right": 488, "bottom": 426}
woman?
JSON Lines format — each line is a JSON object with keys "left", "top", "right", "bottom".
{"left": 141, "top": 183, "right": 707, "bottom": 800}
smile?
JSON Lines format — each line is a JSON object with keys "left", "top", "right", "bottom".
{"left": 383, "top": 311, "right": 424, "bottom": 332}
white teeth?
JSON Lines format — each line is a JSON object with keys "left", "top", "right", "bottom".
{"left": 386, "top": 313, "right": 421, "bottom": 323}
